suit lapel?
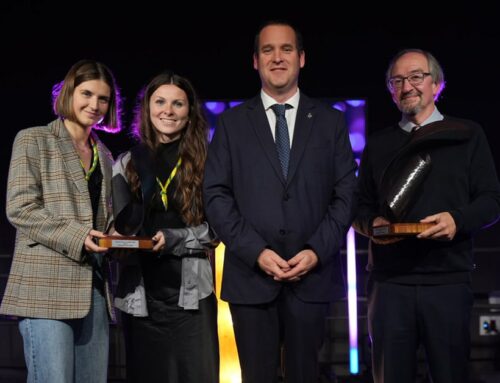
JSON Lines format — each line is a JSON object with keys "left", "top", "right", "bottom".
{"left": 130, "top": 144, "right": 156, "bottom": 204}
{"left": 51, "top": 119, "right": 90, "bottom": 195}
{"left": 246, "top": 96, "right": 287, "bottom": 185}
{"left": 94, "top": 133, "right": 112, "bottom": 231}
{"left": 287, "top": 95, "right": 315, "bottom": 184}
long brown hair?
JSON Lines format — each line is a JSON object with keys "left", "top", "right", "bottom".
{"left": 127, "top": 71, "right": 208, "bottom": 225}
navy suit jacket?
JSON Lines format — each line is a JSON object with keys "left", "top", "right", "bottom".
{"left": 203, "top": 93, "right": 357, "bottom": 304}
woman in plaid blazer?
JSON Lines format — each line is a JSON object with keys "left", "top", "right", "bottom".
{"left": 0, "top": 60, "right": 121, "bottom": 383}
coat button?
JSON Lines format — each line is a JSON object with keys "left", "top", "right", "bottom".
{"left": 279, "top": 229, "right": 286, "bottom": 235}
{"left": 283, "top": 193, "right": 290, "bottom": 201}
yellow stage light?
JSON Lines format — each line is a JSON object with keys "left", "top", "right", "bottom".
{"left": 215, "top": 243, "right": 241, "bottom": 383}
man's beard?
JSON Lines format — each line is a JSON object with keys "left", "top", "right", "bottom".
{"left": 399, "top": 93, "right": 422, "bottom": 115}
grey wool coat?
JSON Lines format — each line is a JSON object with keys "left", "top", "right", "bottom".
{"left": 0, "top": 119, "right": 115, "bottom": 320}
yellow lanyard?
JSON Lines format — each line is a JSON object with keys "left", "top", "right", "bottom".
{"left": 156, "top": 158, "right": 182, "bottom": 211}
{"left": 79, "top": 137, "right": 99, "bottom": 182}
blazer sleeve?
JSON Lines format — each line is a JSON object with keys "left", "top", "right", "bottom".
{"left": 352, "top": 141, "right": 380, "bottom": 237}
{"left": 160, "top": 221, "right": 219, "bottom": 257}
{"left": 203, "top": 115, "right": 268, "bottom": 268}
{"left": 305, "top": 112, "right": 358, "bottom": 264}
{"left": 111, "top": 151, "right": 144, "bottom": 236}
{"left": 6, "top": 130, "right": 91, "bottom": 262}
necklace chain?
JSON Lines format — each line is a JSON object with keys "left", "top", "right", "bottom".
{"left": 78, "top": 137, "right": 99, "bottom": 181}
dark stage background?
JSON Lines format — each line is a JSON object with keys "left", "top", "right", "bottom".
{"left": 2, "top": 2, "right": 499, "bottom": 252}
{"left": 1, "top": 3, "right": 499, "bottom": 261}
{"left": 1, "top": 2, "right": 500, "bottom": 381}
{"left": 1, "top": 0, "right": 500, "bottom": 272}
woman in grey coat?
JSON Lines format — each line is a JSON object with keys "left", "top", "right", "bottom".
{"left": 112, "top": 71, "right": 219, "bottom": 383}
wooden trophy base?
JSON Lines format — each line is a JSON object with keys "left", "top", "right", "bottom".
{"left": 97, "top": 236, "right": 154, "bottom": 249}
{"left": 372, "top": 223, "right": 434, "bottom": 237}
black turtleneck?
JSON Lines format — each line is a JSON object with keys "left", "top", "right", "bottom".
{"left": 141, "top": 138, "right": 185, "bottom": 303}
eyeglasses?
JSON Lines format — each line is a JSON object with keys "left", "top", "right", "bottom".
{"left": 387, "top": 72, "right": 431, "bottom": 91}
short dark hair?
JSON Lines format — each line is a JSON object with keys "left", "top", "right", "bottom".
{"left": 52, "top": 59, "right": 122, "bottom": 132}
{"left": 253, "top": 20, "right": 304, "bottom": 55}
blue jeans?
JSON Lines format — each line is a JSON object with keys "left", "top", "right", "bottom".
{"left": 19, "top": 287, "right": 109, "bottom": 383}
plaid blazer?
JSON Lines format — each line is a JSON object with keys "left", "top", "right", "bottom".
{"left": 0, "top": 119, "right": 115, "bottom": 320}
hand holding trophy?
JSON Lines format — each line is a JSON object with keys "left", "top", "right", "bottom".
{"left": 372, "top": 152, "right": 434, "bottom": 240}
{"left": 97, "top": 233, "right": 154, "bottom": 250}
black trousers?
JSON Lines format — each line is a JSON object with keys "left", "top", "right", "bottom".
{"left": 122, "top": 293, "right": 219, "bottom": 383}
{"left": 229, "top": 287, "right": 329, "bottom": 383}
{"left": 368, "top": 281, "right": 473, "bottom": 383}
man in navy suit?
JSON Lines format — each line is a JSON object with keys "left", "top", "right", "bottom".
{"left": 203, "top": 20, "right": 357, "bottom": 383}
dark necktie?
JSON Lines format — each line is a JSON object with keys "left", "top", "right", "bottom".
{"left": 270, "top": 104, "right": 292, "bottom": 178}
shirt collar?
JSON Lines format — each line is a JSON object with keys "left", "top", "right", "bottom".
{"left": 261, "top": 88, "right": 300, "bottom": 111}
{"left": 399, "top": 107, "right": 444, "bottom": 133}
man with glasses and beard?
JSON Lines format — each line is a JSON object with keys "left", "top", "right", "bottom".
{"left": 354, "top": 49, "right": 500, "bottom": 383}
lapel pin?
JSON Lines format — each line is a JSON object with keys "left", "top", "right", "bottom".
{"left": 307, "top": 113, "right": 312, "bottom": 118}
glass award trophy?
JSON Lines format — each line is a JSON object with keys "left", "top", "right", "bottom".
{"left": 373, "top": 153, "right": 433, "bottom": 237}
